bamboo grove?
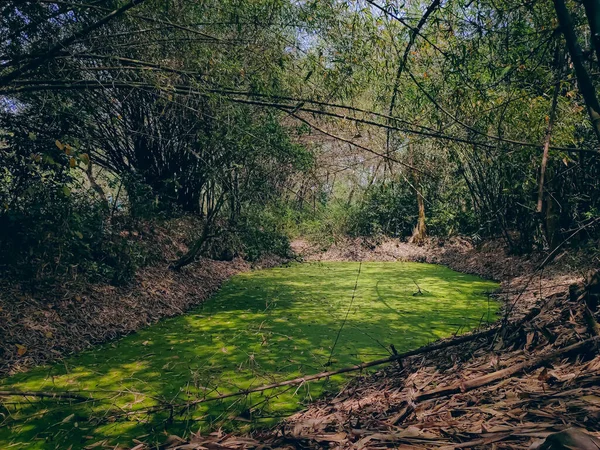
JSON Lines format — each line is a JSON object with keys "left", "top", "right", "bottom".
{"left": 1, "top": 0, "right": 600, "bottom": 283}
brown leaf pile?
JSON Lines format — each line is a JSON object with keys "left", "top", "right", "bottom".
{"left": 0, "top": 258, "right": 256, "bottom": 375}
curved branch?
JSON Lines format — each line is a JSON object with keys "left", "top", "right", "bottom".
{"left": 0, "top": 0, "right": 146, "bottom": 86}
{"left": 3, "top": 79, "right": 596, "bottom": 154}
{"left": 284, "top": 109, "right": 428, "bottom": 175}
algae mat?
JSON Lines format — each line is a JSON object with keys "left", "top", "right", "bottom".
{"left": 0, "top": 262, "right": 499, "bottom": 449}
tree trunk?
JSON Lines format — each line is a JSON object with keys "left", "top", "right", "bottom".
{"left": 170, "top": 221, "right": 213, "bottom": 271}
{"left": 553, "top": 0, "right": 600, "bottom": 145}
{"left": 537, "top": 50, "right": 561, "bottom": 215}
{"left": 171, "top": 193, "right": 225, "bottom": 270}
{"left": 408, "top": 143, "right": 427, "bottom": 245}
{"left": 85, "top": 158, "right": 109, "bottom": 211}
{"left": 537, "top": 55, "right": 561, "bottom": 248}
{"left": 412, "top": 187, "right": 427, "bottom": 245}
{"left": 582, "top": 0, "right": 600, "bottom": 66}
{"left": 545, "top": 194, "right": 560, "bottom": 249}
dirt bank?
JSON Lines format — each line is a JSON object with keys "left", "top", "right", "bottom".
{"left": 0, "top": 218, "right": 286, "bottom": 376}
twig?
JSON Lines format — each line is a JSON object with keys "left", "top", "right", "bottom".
{"left": 415, "top": 336, "right": 600, "bottom": 402}
{"left": 0, "top": 390, "right": 89, "bottom": 401}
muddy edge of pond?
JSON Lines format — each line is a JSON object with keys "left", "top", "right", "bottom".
{"left": 0, "top": 236, "right": 591, "bottom": 376}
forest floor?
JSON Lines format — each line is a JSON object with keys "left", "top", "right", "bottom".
{"left": 176, "top": 237, "right": 600, "bottom": 450}
{"left": 0, "top": 218, "right": 285, "bottom": 376}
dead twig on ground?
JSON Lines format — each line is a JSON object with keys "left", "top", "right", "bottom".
{"left": 415, "top": 336, "right": 600, "bottom": 402}
{"left": 0, "top": 390, "right": 89, "bottom": 401}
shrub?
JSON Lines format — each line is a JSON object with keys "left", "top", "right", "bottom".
{"left": 202, "top": 209, "right": 293, "bottom": 263}
{"left": 347, "top": 182, "right": 417, "bottom": 238}
{"left": 0, "top": 183, "right": 144, "bottom": 285}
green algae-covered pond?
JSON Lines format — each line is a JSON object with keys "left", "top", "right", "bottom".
{"left": 0, "top": 262, "right": 499, "bottom": 449}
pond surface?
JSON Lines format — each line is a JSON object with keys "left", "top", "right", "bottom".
{"left": 0, "top": 262, "right": 499, "bottom": 449}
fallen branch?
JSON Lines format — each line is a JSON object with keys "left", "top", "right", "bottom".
{"left": 0, "top": 390, "right": 89, "bottom": 401}
{"left": 4, "top": 304, "right": 546, "bottom": 418}
{"left": 583, "top": 306, "right": 600, "bottom": 336}
{"left": 414, "top": 336, "right": 600, "bottom": 402}
{"left": 101, "top": 325, "right": 504, "bottom": 421}
{"left": 181, "top": 328, "right": 501, "bottom": 407}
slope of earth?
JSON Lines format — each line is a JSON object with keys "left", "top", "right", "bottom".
{"left": 0, "top": 216, "right": 286, "bottom": 377}
{"left": 0, "top": 262, "right": 498, "bottom": 449}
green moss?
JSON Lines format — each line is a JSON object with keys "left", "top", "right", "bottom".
{"left": 0, "top": 262, "right": 499, "bottom": 449}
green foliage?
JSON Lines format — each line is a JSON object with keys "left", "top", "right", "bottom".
{"left": 299, "top": 201, "right": 353, "bottom": 246}
{"left": 0, "top": 133, "right": 157, "bottom": 285}
{"left": 203, "top": 210, "right": 293, "bottom": 262}
{"left": 0, "top": 183, "right": 139, "bottom": 286}
{"left": 2, "top": 0, "right": 600, "bottom": 279}
{"left": 281, "top": 174, "right": 480, "bottom": 245}
{"left": 121, "top": 173, "right": 165, "bottom": 220}
{"left": 236, "top": 211, "right": 293, "bottom": 261}
{"left": 0, "top": 0, "right": 316, "bottom": 280}
{"left": 348, "top": 182, "right": 417, "bottom": 238}
{"left": 263, "top": 198, "right": 355, "bottom": 249}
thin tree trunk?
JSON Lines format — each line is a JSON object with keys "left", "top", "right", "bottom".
{"left": 408, "top": 143, "right": 427, "bottom": 245}
{"left": 537, "top": 52, "right": 561, "bottom": 214}
{"left": 85, "top": 158, "right": 109, "bottom": 211}
{"left": 553, "top": 0, "right": 600, "bottom": 144}
{"left": 537, "top": 82, "right": 560, "bottom": 248}
{"left": 171, "top": 193, "right": 225, "bottom": 270}
{"left": 170, "top": 221, "right": 213, "bottom": 271}
{"left": 413, "top": 187, "right": 427, "bottom": 244}
{"left": 546, "top": 194, "right": 560, "bottom": 249}
{"left": 582, "top": 0, "right": 600, "bottom": 66}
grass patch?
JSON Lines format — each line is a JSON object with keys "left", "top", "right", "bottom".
{"left": 0, "top": 262, "right": 499, "bottom": 449}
